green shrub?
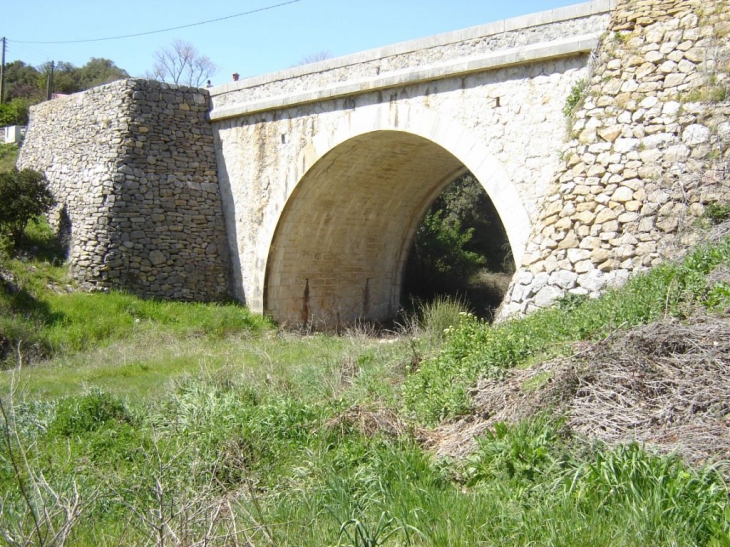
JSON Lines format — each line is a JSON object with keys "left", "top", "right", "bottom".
{"left": 563, "top": 79, "right": 587, "bottom": 118}
{"left": 0, "top": 98, "right": 32, "bottom": 127}
{"left": 705, "top": 202, "right": 730, "bottom": 224}
{"left": 463, "top": 416, "right": 570, "bottom": 487}
{"left": 0, "top": 168, "right": 56, "bottom": 248}
{"left": 49, "top": 391, "right": 133, "bottom": 436}
{"left": 406, "top": 210, "right": 485, "bottom": 293}
{"left": 0, "top": 233, "right": 11, "bottom": 263}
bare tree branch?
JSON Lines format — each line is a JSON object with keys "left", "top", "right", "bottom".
{"left": 146, "top": 40, "right": 218, "bottom": 88}
{"left": 294, "top": 50, "right": 333, "bottom": 66}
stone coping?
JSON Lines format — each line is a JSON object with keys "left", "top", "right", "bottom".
{"left": 209, "top": 33, "right": 601, "bottom": 120}
{"left": 209, "top": 0, "right": 614, "bottom": 100}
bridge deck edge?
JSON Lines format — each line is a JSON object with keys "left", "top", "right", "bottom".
{"left": 209, "top": 0, "right": 613, "bottom": 98}
{"left": 209, "top": 34, "right": 600, "bottom": 121}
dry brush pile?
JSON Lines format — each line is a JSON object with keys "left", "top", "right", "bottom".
{"left": 427, "top": 312, "right": 730, "bottom": 471}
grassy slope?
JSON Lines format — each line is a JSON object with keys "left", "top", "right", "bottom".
{"left": 1, "top": 222, "right": 730, "bottom": 545}
{"left": 404, "top": 236, "right": 730, "bottom": 424}
{"left": 0, "top": 143, "right": 18, "bottom": 173}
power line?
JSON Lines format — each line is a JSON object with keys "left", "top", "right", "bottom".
{"left": 9, "top": 0, "right": 302, "bottom": 44}
{"left": 5, "top": 42, "right": 52, "bottom": 64}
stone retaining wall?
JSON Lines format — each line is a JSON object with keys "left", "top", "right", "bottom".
{"left": 499, "top": 0, "right": 730, "bottom": 317}
{"left": 17, "top": 79, "right": 230, "bottom": 301}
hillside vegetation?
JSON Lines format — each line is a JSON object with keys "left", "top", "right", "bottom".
{"left": 1, "top": 218, "right": 730, "bottom": 546}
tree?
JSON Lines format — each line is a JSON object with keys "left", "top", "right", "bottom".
{"left": 429, "top": 173, "right": 512, "bottom": 271}
{"left": 77, "top": 58, "right": 129, "bottom": 89}
{"left": 402, "top": 172, "right": 514, "bottom": 315}
{"left": 3, "top": 61, "right": 44, "bottom": 101}
{"left": 40, "top": 61, "right": 80, "bottom": 94}
{"left": 40, "top": 58, "right": 130, "bottom": 95}
{"left": 146, "top": 40, "right": 218, "bottom": 88}
{"left": 294, "top": 50, "right": 333, "bottom": 66}
{"left": 0, "top": 168, "right": 56, "bottom": 248}
{"left": 1, "top": 58, "right": 131, "bottom": 124}
{"left": 406, "top": 209, "right": 486, "bottom": 296}
{"left": 0, "top": 98, "right": 33, "bottom": 126}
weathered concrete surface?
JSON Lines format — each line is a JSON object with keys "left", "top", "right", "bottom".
{"left": 210, "top": 0, "right": 613, "bottom": 325}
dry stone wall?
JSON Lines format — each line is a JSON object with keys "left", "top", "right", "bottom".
{"left": 17, "top": 79, "right": 230, "bottom": 301}
{"left": 499, "top": 0, "right": 730, "bottom": 318}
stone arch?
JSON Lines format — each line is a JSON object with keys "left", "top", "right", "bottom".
{"left": 262, "top": 103, "right": 530, "bottom": 326}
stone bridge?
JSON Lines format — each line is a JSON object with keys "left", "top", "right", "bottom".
{"left": 208, "top": 0, "right": 613, "bottom": 325}
{"left": 20, "top": 0, "right": 728, "bottom": 327}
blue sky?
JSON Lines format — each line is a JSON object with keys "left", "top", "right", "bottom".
{"left": 3, "top": 0, "right": 582, "bottom": 84}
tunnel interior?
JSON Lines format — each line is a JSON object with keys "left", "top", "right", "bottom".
{"left": 264, "top": 130, "right": 512, "bottom": 328}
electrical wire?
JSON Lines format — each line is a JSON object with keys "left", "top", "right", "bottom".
{"left": 5, "top": 42, "right": 52, "bottom": 65}
{"left": 8, "top": 0, "right": 302, "bottom": 44}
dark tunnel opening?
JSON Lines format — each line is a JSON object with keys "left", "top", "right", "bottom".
{"left": 401, "top": 171, "right": 514, "bottom": 321}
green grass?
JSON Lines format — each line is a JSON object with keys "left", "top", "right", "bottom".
{"left": 404, "top": 237, "right": 730, "bottom": 423}
{"left": 1, "top": 287, "right": 270, "bottom": 366}
{"left": 0, "top": 143, "right": 18, "bottom": 173}
{"left": 0, "top": 221, "right": 271, "bottom": 368}
{"left": 1, "top": 229, "right": 729, "bottom": 545}
{"left": 3, "top": 386, "right": 726, "bottom": 546}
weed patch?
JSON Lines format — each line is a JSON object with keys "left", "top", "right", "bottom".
{"left": 563, "top": 78, "right": 588, "bottom": 118}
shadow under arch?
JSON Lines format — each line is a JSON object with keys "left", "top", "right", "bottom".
{"left": 263, "top": 106, "right": 530, "bottom": 327}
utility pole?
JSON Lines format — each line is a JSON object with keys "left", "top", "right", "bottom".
{"left": 46, "top": 60, "right": 54, "bottom": 100}
{"left": 0, "top": 37, "right": 6, "bottom": 105}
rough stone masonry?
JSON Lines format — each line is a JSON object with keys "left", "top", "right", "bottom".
{"left": 499, "top": 0, "right": 730, "bottom": 318}
{"left": 18, "top": 79, "right": 230, "bottom": 301}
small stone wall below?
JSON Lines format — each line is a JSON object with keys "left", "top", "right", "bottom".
{"left": 17, "top": 79, "right": 230, "bottom": 301}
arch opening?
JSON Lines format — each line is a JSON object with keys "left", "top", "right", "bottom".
{"left": 402, "top": 171, "right": 513, "bottom": 320}
{"left": 264, "top": 130, "right": 515, "bottom": 328}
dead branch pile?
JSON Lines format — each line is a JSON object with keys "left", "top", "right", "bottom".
{"left": 426, "top": 314, "right": 730, "bottom": 471}
{"left": 324, "top": 403, "right": 410, "bottom": 439}
{"left": 709, "top": 218, "right": 730, "bottom": 242}
{"left": 570, "top": 315, "right": 730, "bottom": 468}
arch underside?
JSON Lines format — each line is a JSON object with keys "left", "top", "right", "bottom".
{"left": 265, "top": 130, "right": 482, "bottom": 327}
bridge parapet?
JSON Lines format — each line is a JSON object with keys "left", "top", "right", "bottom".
{"left": 209, "top": 0, "right": 614, "bottom": 120}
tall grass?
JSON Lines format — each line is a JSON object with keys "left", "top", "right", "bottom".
{"left": 1, "top": 267, "right": 270, "bottom": 368}
{"left": 1, "top": 225, "right": 729, "bottom": 545}
{"left": 3, "top": 369, "right": 727, "bottom": 546}
{"left": 0, "top": 143, "right": 18, "bottom": 173}
{"left": 1, "top": 217, "right": 271, "bottom": 367}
